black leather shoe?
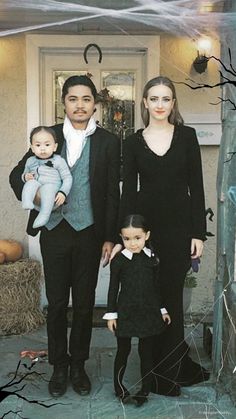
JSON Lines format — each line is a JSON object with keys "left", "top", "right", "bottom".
{"left": 48, "top": 367, "right": 68, "bottom": 397}
{"left": 70, "top": 366, "right": 91, "bottom": 395}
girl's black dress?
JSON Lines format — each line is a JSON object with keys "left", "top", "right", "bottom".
{"left": 107, "top": 250, "right": 165, "bottom": 338}
{"left": 119, "top": 125, "right": 208, "bottom": 395}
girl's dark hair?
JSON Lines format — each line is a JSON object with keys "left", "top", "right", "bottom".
{"left": 141, "top": 76, "right": 184, "bottom": 127}
{"left": 61, "top": 75, "right": 97, "bottom": 103}
{"left": 121, "top": 214, "right": 150, "bottom": 233}
{"left": 30, "top": 126, "right": 57, "bottom": 144}
{"left": 121, "top": 214, "right": 159, "bottom": 265}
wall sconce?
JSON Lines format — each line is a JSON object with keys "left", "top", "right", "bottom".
{"left": 193, "top": 37, "right": 212, "bottom": 74}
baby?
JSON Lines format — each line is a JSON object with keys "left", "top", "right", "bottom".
{"left": 22, "top": 126, "right": 72, "bottom": 228}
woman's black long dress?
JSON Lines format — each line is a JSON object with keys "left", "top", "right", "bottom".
{"left": 119, "top": 124, "right": 209, "bottom": 395}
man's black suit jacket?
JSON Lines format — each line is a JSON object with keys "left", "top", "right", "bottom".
{"left": 9, "top": 124, "right": 120, "bottom": 243}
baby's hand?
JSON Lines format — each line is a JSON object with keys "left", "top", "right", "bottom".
{"left": 107, "top": 319, "right": 117, "bottom": 333}
{"left": 54, "top": 192, "right": 66, "bottom": 206}
{"left": 162, "top": 313, "right": 171, "bottom": 325}
{"left": 24, "top": 172, "right": 35, "bottom": 181}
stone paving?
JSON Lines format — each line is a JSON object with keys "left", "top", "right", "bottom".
{"left": 0, "top": 324, "right": 235, "bottom": 419}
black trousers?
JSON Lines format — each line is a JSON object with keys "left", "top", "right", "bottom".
{"left": 40, "top": 220, "right": 102, "bottom": 367}
{"left": 114, "top": 336, "right": 154, "bottom": 395}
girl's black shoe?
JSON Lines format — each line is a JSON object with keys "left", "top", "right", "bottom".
{"left": 115, "top": 385, "right": 130, "bottom": 402}
{"left": 133, "top": 390, "right": 148, "bottom": 407}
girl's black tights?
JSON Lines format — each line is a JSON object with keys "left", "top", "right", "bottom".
{"left": 138, "top": 335, "right": 154, "bottom": 393}
{"left": 114, "top": 337, "right": 131, "bottom": 396}
{"left": 114, "top": 336, "right": 154, "bottom": 395}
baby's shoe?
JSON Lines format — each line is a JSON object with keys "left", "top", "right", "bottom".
{"left": 22, "top": 201, "right": 34, "bottom": 210}
{"left": 115, "top": 384, "right": 130, "bottom": 402}
{"left": 33, "top": 213, "right": 49, "bottom": 228}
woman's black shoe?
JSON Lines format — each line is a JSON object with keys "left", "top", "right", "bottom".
{"left": 133, "top": 390, "right": 148, "bottom": 407}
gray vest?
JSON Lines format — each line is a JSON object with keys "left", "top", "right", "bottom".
{"left": 46, "top": 138, "right": 94, "bottom": 231}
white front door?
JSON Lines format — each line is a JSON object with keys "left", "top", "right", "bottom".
{"left": 26, "top": 34, "right": 160, "bottom": 305}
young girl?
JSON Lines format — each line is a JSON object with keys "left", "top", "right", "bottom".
{"left": 103, "top": 214, "right": 171, "bottom": 406}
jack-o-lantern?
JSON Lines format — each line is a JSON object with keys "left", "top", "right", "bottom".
{"left": 0, "top": 240, "right": 23, "bottom": 263}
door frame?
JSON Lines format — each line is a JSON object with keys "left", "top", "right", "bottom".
{"left": 26, "top": 34, "right": 160, "bottom": 136}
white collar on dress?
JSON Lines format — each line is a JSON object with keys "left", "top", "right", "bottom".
{"left": 121, "top": 247, "right": 152, "bottom": 260}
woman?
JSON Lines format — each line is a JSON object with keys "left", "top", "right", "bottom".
{"left": 117, "top": 76, "right": 209, "bottom": 396}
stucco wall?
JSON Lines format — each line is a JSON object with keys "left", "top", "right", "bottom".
{"left": 0, "top": 36, "right": 28, "bottom": 253}
{"left": 160, "top": 35, "right": 220, "bottom": 314}
{"left": 0, "top": 33, "right": 219, "bottom": 314}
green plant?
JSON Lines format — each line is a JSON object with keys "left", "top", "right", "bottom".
{"left": 184, "top": 270, "right": 197, "bottom": 288}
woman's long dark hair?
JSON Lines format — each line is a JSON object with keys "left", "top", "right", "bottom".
{"left": 141, "top": 76, "right": 184, "bottom": 127}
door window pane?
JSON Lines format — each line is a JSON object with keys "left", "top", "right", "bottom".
{"left": 101, "top": 71, "right": 136, "bottom": 140}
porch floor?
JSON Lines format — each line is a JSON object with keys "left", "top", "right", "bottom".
{"left": 0, "top": 323, "right": 235, "bottom": 419}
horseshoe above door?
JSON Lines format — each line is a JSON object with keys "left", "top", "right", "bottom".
{"left": 83, "top": 43, "right": 103, "bottom": 64}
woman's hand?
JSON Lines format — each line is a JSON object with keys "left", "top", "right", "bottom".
{"left": 191, "top": 238, "right": 204, "bottom": 258}
{"left": 110, "top": 244, "right": 123, "bottom": 261}
{"left": 107, "top": 319, "right": 117, "bottom": 333}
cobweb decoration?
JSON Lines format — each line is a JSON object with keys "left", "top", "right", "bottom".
{"left": 0, "top": 0, "right": 236, "bottom": 38}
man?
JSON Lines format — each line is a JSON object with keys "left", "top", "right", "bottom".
{"left": 10, "top": 75, "right": 120, "bottom": 397}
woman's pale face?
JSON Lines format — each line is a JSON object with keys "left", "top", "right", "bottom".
{"left": 143, "top": 84, "right": 175, "bottom": 123}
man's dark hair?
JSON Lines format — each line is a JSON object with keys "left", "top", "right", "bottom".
{"left": 61, "top": 75, "right": 97, "bottom": 103}
{"left": 30, "top": 126, "right": 57, "bottom": 144}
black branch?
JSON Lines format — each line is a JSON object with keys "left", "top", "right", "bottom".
{"left": 0, "top": 360, "right": 68, "bottom": 415}
{"left": 209, "top": 97, "right": 236, "bottom": 111}
{"left": 174, "top": 48, "right": 236, "bottom": 91}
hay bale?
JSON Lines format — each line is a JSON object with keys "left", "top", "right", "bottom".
{"left": 0, "top": 258, "right": 45, "bottom": 335}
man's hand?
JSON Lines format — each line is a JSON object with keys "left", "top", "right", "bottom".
{"left": 101, "top": 241, "right": 114, "bottom": 267}
{"left": 55, "top": 192, "right": 66, "bottom": 206}
{"left": 110, "top": 244, "right": 123, "bottom": 261}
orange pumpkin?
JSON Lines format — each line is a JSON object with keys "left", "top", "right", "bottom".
{"left": 0, "top": 240, "right": 23, "bottom": 262}
{"left": 0, "top": 252, "right": 5, "bottom": 264}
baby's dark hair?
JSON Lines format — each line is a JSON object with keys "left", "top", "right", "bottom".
{"left": 120, "top": 214, "right": 150, "bottom": 232}
{"left": 30, "top": 126, "right": 57, "bottom": 144}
